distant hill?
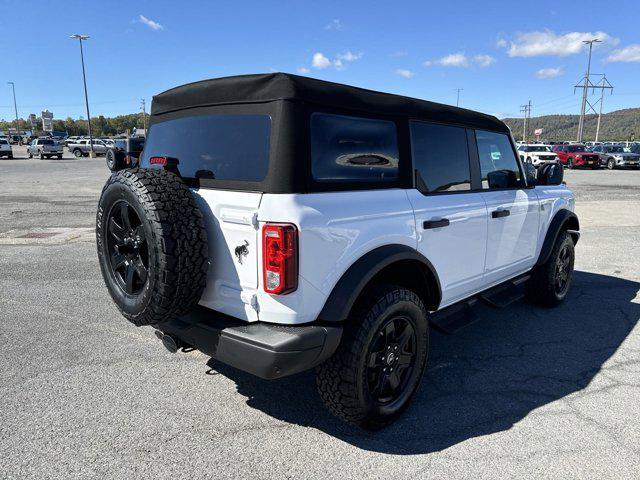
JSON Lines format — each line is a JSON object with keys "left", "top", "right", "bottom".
{"left": 502, "top": 108, "right": 640, "bottom": 142}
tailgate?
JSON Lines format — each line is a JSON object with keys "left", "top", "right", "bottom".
{"left": 192, "top": 189, "right": 262, "bottom": 321}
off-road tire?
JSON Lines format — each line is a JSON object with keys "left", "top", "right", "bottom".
{"left": 526, "top": 231, "right": 574, "bottom": 307}
{"left": 96, "top": 168, "right": 209, "bottom": 326}
{"left": 106, "top": 148, "right": 124, "bottom": 172}
{"left": 316, "top": 285, "right": 429, "bottom": 429}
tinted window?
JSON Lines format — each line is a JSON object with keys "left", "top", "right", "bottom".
{"left": 0, "top": 140, "right": 7, "bottom": 145}
{"left": 40, "top": 139, "right": 54, "bottom": 145}
{"left": 311, "top": 113, "right": 399, "bottom": 182}
{"left": 140, "top": 114, "right": 271, "bottom": 181}
{"left": 565, "top": 145, "right": 585, "bottom": 152}
{"left": 475, "top": 130, "right": 521, "bottom": 189}
{"left": 410, "top": 121, "right": 471, "bottom": 193}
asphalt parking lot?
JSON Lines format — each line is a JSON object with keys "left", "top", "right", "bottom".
{"left": 1, "top": 145, "right": 639, "bottom": 479}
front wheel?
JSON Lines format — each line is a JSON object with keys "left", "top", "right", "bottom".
{"left": 527, "top": 231, "right": 575, "bottom": 307}
{"left": 607, "top": 158, "right": 615, "bottom": 170}
{"left": 316, "top": 285, "right": 429, "bottom": 429}
{"left": 73, "top": 149, "right": 83, "bottom": 158}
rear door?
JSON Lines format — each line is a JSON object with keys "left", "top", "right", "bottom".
{"left": 407, "top": 121, "right": 488, "bottom": 307}
{"left": 140, "top": 113, "right": 272, "bottom": 321}
{"left": 474, "top": 130, "right": 539, "bottom": 285}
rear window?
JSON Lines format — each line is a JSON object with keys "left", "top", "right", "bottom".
{"left": 311, "top": 113, "right": 399, "bottom": 182}
{"left": 140, "top": 114, "right": 271, "bottom": 181}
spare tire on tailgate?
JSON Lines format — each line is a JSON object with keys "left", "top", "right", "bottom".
{"left": 96, "top": 168, "right": 209, "bottom": 326}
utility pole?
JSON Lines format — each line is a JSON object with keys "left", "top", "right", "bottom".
{"left": 575, "top": 39, "right": 600, "bottom": 142}
{"left": 520, "top": 100, "right": 532, "bottom": 142}
{"left": 595, "top": 74, "right": 612, "bottom": 143}
{"left": 70, "top": 34, "right": 94, "bottom": 157}
{"left": 140, "top": 99, "right": 147, "bottom": 132}
{"left": 455, "top": 88, "right": 463, "bottom": 107}
{"left": 7, "top": 82, "right": 20, "bottom": 145}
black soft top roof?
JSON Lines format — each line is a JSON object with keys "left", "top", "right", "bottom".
{"left": 151, "top": 73, "right": 508, "bottom": 132}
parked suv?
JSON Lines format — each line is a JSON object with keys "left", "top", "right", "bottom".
{"left": 96, "top": 73, "right": 579, "bottom": 429}
{"left": 105, "top": 137, "right": 145, "bottom": 171}
{"left": 517, "top": 144, "right": 558, "bottom": 167}
{"left": 551, "top": 144, "right": 599, "bottom": 169}
{"left": 27, "top": 138, "right": 63, "bottom": 159}
{"left": 0, "top": 138, "right": 13, "bottom": 158}
{"left": 591, "top": 144, "right": 640, "bottom": 169}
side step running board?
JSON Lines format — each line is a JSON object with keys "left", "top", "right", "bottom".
{"left": 429, "top": 274, "right": 531, "bottom": 334}
{"left": 478, "top": 274, "right": 530, "bottom": 308}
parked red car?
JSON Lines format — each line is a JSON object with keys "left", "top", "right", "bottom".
{"left": 551, "top": 144, "right": 600, "bottom": 169}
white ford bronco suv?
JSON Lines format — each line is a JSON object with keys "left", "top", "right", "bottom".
{"left": 96, "top": 73, "right": 579, "bottom": 429}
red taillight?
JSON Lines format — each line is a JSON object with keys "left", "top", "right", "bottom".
{"left": 262, "top": 223, "right": 298, "bottom": 295}
{"left": 149, "top": 156, "right": 167, "bottom": 166}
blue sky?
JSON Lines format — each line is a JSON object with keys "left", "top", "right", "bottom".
{"left": 2, "top": 0, "right": 639, "bottom": 120}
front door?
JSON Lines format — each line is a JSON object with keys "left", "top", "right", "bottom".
{"left": 474, "top": 130, "right": 540, "bottom": 285}
{"left": 407, "top": 121, "right": 488, "bottom": 307}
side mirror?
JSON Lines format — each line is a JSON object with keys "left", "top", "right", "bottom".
{"left": 487, "top": 169, "right": 518, "bottom": 189}
{"left": 524, "top": 163, "right": 537, "bottom": 186}
{"left": 537, "top": 163, "right": 564, "bottom": 185}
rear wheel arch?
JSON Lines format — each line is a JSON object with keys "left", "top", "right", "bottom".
{"left": 536, "top": 209, "right": 579, "bottom": 267}
{"left": 317, "top": 245, "right": 441, "bottom": 323}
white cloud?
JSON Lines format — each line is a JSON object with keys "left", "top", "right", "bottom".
{"left": 311, "top": 51, "right": 361, "bottom": 70}
{"left": 324, "top": 19, "right": 342, "bottom": 31}
{"left": 535, "top": 67, "right": 564, "bottom": 79}
{"left": 425, "top": 52, "right": 494, "bottom": 68}
{"left": 474, "top": 54, "right": 496, "bottom": 67}
{"left": 501, "top": 30, "right": 618, "bottom": 57}
{"left": 297, "top": 67, "right": 311, "bottom": 74}
{"left": 606, "top": 44, "right": 640, "bottom": 63}
{"left": 312, "top": 52, "right": 332, "bottom": 69}
{"left": 138, "top": 14, "right": 163, "bottom": 31}
{"left": 336, "top": 51, "right": 362, "bottom": 62}
{"left": 395, "top": 69, "right": 415, "bottom": 78}
{"left": 496, "top": 38, "right": 508, "bottom": 48}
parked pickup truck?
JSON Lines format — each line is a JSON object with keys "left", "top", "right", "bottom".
{"left": 68, "top": 138, "right": 108, "bottom": 157}
{"left": 27, "top": 138, "right": 63, "bottom": 159}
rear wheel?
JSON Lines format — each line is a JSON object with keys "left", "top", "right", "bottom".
{"left": 316, "top": 285, "right": 429, "bottom": 429}
{"left": 106, "top": 149, "right": 124, "bottom": 172}
{"left": 527, "top": 231, "right": 575, "bottom": 307}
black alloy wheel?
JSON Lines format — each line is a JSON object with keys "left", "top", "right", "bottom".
{"left": 366, "top": 316, "right": 417, "bottom": 405}
{"left": 554, "top": 243, "right": 572, "bottom": 297}
{"left": 105, "top": 200, "right": 149, "bottom": 296}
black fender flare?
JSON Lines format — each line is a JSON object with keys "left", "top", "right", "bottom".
{"left": 536, "top": 209, "right": 580, "bottom": 266}
{"left": 317, "top": 244, "right": 442, "bottom": 323}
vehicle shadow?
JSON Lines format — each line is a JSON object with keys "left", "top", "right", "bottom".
{"left": 206, "top": 271, "right": 640, "bottom": 454}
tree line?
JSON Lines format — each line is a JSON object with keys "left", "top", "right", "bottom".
{"left": 0, "top": 113, "right": 149, "bottom": 136}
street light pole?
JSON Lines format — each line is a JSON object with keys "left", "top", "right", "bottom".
{"left": 7, "top": 82, "right": 20, "bottom": 145}
{"left": 70, "top": 34, "right": 94, "bottom": 157}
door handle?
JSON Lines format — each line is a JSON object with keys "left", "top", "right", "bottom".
{"left": 423, "top": 218, "right": 450, "bottom": 229}
{"left": 492, "top": 209, "right": 510, "bottom": 219}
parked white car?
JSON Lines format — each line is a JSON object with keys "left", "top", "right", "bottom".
{"left": 517, "top": 144, "right": 559, "bottom": 167}
{"left": 96, "top": 73, "right": 579, "bottom": 429}
{"left": 0, "top": 138, "right": 13, "bottom": 158}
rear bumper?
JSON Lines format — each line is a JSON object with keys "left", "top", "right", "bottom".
{"left": 158, "top": 306, "right": 343, "bottom": 379}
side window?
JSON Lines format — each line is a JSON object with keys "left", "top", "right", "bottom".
{"left": 475, "top": 130, "right": 522, "bottom": 189}
{"left": 310, "top": 113, "right": 399, "bottom": 183}
{"left": 410, "top": 121, "right": 471, "bottom": 193}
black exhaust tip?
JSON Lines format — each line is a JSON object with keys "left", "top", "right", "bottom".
{"left": 155, "top": 330, "right": 181, "bottom": 353}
